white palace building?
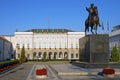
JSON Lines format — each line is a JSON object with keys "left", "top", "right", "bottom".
{"left": 4, "top": 29, "right": 85, "bottom": 60}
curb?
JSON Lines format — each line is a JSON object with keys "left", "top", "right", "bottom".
{"left": 58, "top": 71, "right": 120, "bottom": 76}
{"left": 58, "top": 72, "right": 97, "bottom": 76}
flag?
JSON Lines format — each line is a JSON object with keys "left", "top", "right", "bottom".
{"left": 107, "top": 21, "right": 109, "bottom": 31}
{"left": 44, "top": 17, "right": 50, "bottom": 20}
{"left": 102, "top": 22, "right": 104, "bottom": 30}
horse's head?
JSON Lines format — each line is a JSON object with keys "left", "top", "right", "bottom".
{"left": 94, "top": 6, "right": 98, "bottom": 16}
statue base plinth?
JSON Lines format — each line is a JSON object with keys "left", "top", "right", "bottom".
{"left": 79, "top": 34, "right": 109, "bottom": 63}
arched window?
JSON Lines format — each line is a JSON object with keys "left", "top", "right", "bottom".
{"left": 43, "top": 52, "right": 47, "bottom": 59}
{"left": 59, "top": 52, "right": 62, "bottom": 59}
{"left": 76, "top": 53, "right": 78, "bottom": 58}
{"left": 38, "top": 52, "right": 42, "bottom": 58}
{"left": 33, "top": 52, "right": 37, "bottom": 59}
{"left": 48, "top": 52, "right": 52, "bottom": 60}
{"left": 64, "top": 52, "right": 68, "bottom": 59}
{"left": 54, "top": 52, "right": 57, "bottom": 59}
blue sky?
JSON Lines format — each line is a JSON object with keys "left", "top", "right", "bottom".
{"left": 0, "top": 0, "right": 120, "bottom": 35}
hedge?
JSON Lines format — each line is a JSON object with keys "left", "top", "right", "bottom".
{"left": 0, "top": 60, "right": 19, "bottom": 68}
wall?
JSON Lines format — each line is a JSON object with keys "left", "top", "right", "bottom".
{"left": 0, "top": 36, "right": 13, "bottom": 61}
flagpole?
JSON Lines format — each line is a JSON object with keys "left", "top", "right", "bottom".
{"left": 48, "top": 19, "right": 50, "bottom": 29}
{"left": 102, "top": 21, "right": 104, "bottom": 34}
{"left": 107, "top": 21, "right": 109, "bottom": 34}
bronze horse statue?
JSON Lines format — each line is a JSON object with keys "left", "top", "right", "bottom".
{"left": 85, "top": 4, "right": 101, "bottom": 35}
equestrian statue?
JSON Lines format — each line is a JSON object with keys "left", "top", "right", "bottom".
{"left": 85, "top": 3, "right": 101, "bottom": 34}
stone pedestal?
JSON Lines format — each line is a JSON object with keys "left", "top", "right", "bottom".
{"left": 79, "top": 34, "right": 109, "bottom": 63}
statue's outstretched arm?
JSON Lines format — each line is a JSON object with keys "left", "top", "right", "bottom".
{"left": 86, "top": 7, "right": 88, "bottom": 11}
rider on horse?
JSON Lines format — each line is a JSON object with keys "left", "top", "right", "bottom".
{"left": 85, "top": 3, "right": 101, "bottom": 34}
{"left": 86, "top": 3, "right": 95, "bottom": 26}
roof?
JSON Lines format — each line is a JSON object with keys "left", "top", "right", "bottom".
{"left": 112, "top": 25, "right": 120, "bottom": 32}
{"left": 0, "top": 36, "right": 11, "bottom": 43}
{"left": 25, "top": 29, "right": 74, "bottom": 33}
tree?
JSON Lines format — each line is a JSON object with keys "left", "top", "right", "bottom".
{"left": 111, "top": 46, "right": 120, "bottom": 62}
{"left": 20, "top": 45, "right": 26, "bottom": 63}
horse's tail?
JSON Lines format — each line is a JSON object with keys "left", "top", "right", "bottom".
{"left": 94, "top": 16, "right": 101, "bottom": 27}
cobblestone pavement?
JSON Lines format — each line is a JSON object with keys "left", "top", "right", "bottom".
{"left": 0, "top": 64, "right": 33, "bottom": 80}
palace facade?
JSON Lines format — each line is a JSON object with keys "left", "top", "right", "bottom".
{"left": 109, "top": 25, "right": 120, "bottom": 54}
{"left": 4, "top": 29, "right": 85, "bottom": 60}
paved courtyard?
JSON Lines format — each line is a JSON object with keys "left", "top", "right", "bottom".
{"left": 0, "top": 63, "right": 120, "bottom": 80}
{"left": 50, "top": 64, "right": 120, "bottom": 80}
{"left": 0, "top": 64, "right": 33, "bottom": 80}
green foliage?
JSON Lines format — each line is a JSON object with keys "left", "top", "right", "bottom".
{"left": 111, "top": 46, "right": 120, "bottom": 62}
{"left": 20, "top": 45, "right": 26, "bottom": 63}
{"left": 0, "top": 60, "right": 19, "bottom": 68}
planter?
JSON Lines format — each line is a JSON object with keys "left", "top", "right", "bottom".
{"left": 36, "top": 68, "right": 47, "bottom": 79}
{"left": 102, "top": 67, "right": 115, "bottom": 78}
{"left": 0, "top": 68, "right": 4, "bottom": 72}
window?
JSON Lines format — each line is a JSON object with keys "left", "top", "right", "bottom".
{"left": 38, "top": 52, "right": 42, "bottom": 58}
{"left": 59, "top": 44, "right": 61, "bottom": 49}
{"left": 33, "top": 52, "right": 36, "bottom": 59}
{"left": 27, "top": 44, "right": 29, "bottom": 49}
{"left": 18, "top": 54, "right": 20, "bottom": 58}
{"left": 71, "top": 44, "right": 73, "bottom": 49}
{"left": 71, "top": 54, "right": 74, "bottom": 58}
{"left": 76, "top": 43, "right": 78, "bottom": 49}
{"left": 39, "top": 43, "right": 41, "bottom": 49}
{"left": 54, "top": 52, "right": 57, "bottom": 59}
{"left": 76, "top": 54, "right": 78, "bottom": 58}
{"left": 27, "top": 54, "right": 30, "bottom": 59}
{"left": 16, "top": 44, "right": 20, "bottom": 49}
{"left": 59, "top": 52, "right": 62, "bottom": 58}
{"left": 65, "top": 43, "right": 67, "bottom": 49}
{"left": 34, "top": 43, "right": 36, "bottom": 49}
{"left": 64, "top": 52, "right": 68, "bottom": 58}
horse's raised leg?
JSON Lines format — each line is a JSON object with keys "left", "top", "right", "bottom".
{"left": 95, "top": 30, "right": 97, "bottom": 34}
{"left": 95, "top": 26, "right": 97, "bottom": 34}
{"left": 95, "top": 29, "right": 97, "bottom": 34}
{"left": 87, "top": 27, "right": 89, "bottom": 32}
{"left": 85, "top": 28, "right": 87, "bottom": 35}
